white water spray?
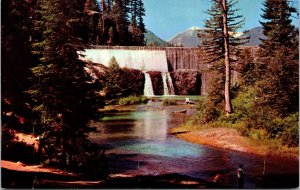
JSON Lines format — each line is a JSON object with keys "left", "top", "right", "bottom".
{"left": 161, "top": 72, "right": 175, "bottom": 95}
{"left": 143, "top": 72, "right": 154, "bottom": 96}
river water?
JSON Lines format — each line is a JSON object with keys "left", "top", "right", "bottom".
{"left": 89, "top": 101, "right": 299, "bottom": 188}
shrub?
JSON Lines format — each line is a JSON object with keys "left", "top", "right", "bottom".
{"left": 273, "top": 113, "right": 299, "bottom": 147}
{"left": 162, "top": 99, "right": 177, "bottom": 106}
{"left": 118, "top": 95, "right": 149, "bottom": 106}
{"left": 103, "top": 58, "right": 145, "bottom": 101}
{"left": 194, "top": 97, "right": 221, "bottom": 124}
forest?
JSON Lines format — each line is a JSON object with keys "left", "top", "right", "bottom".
{"left": 1, "top": 0, "right": 299, "bottom": 188}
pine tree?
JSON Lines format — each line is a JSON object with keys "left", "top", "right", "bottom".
{"left": 110, "top": 0, "right": 130, "bottom": 45}
{"left": 136, "top": 0, "right": 146, "bottom": 45}
{"left": 29, "top": 0, "right": 104, "bottom": 168}
{"left": 200, "top": 0, "right": 248, "bottom": 114}
{"left": 129, "top": 0, "right": 138, "bottom": 45}
{"left": 255, "top": 0, "right": 298, "bottom": 115}
{"left": 259, "top": 0, "right": 298, "bottom": 55}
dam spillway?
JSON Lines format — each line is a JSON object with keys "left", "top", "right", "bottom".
{"left": 80, "top": 46, "right": 258, "bottom": 95}
{"left": 79, "top": 49, "right": 169, "bottom": 72}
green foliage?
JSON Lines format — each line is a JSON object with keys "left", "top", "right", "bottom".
{"left": 111, "top": 0, "right": 130, "bottom": 45}
{"left": 255, "top": 46, "right": 299, "bottom": 116}
{"left": 236, "top": 49, "right": 257, "bottom": 87}
{"left": 144, "top": 29, "right": 168, "bottom": 46}
{"left": 193, "top": 0, "right": 299, "bottom": 149}
{"left": 86, "top": 0, "right": 146, "bottom": 46}
{"left": 200, "top": 0, "right": 249, "bottom": 114}
{"left": 259, "top": 0, "right": 298, "bottom": 55}
{"left": 103, "top": 57, "right": 145, "bottom": 102}
{"left": 194, "top": 85, "right": 299, "bottom": 147}
{"left": 200, "top": 0, "right": 248, "bottom": 64}
{"left": 206, "top": 61, "right": 225, "bottom": 106}
{"left": 162, "top": 99, "right": 177, "bottom": 106}
{"left": 194, "top": 97, "right": 221, "bottom": 124}
{"left": 255, "top": 0, "right": 299, "bottom": 116}
{"left": 118, "top": 95, "right": 148, "bottom": 106}
{"left": 28, "top": 0, "right": 105, "bottom": 169}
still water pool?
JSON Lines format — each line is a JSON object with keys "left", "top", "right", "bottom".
{"left": 89, "top": 101, "right": 299, "bottom": 188}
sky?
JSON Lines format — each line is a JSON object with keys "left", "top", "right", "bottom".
{"left": 143, "top": 0, "right": 299, "bottom": 41}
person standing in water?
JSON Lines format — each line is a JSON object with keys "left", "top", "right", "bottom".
{"left": 237, "top": 164, "right": 244, "bottom": 188}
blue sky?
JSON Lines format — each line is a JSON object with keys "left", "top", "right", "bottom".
{"left": 143, "top": 0, "right": 299, "bottom": 41}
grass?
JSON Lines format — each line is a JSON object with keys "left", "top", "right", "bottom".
{"left": 171, "top": 122, "right": 299, "bottom": 159}
{"left": 118, "top": 95, "right": 149, "bottom": 106}
{"left": 162, "top": 99, "right": 177, "bottom": 106}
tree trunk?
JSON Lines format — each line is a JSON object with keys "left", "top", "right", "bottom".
{"left": 222, "top": 0, "right": 232, "bottom": 114}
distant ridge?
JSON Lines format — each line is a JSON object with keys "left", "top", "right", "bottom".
{"left": 144, "top": 29, "right": 168, "bottom": 46}
{"left": 168, "top": 27, "right": 201, "bottom": 47}
{"left": 241, "top": 26, "right": 266, "bottom": 46}
{"left": 168, "top": 26, "right": 266, "bottom": 47}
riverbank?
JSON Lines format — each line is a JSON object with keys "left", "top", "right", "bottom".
{"left": 170, "top": 126, "right": 298, "bottom": 160}
{"left": 2, "top": 160, "right": 220, "bottom": 188}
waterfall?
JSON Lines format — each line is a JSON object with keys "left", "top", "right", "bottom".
{"left": 144, "top": 72, "right": 154, "bottom": 96}
{"left": 161, "top": 72, "right": 175, "bottom": 95}
{"left": 162, "top": 73, "right": 169, "bottom": 95}
{"left": 166, "top": 72, "right": 175, "bottom": 95}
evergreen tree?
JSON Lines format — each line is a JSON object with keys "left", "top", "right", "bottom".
{"left": 259, "top": 0, "right": 298, "bottom": 56}
{"left": 110, "top": 0, "right": 130, "bottom": 45}
{"left": 29, "top": 0, "right": 104, "bottom": 168}
{"left": 255, "top": 0, "right": 298, "bottom": 115}
{"left": 136, "top": 0, "right": 146, "bottom": 45}
{"left": 200, "top": 0, "right": 248, "bottom": 114}
{"left": 128, "top": 0, "right": 138, "bottom": 45}
{"left": 128, "top": 0, "right": 145, "bottom": 45}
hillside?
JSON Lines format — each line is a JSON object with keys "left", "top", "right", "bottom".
{"left": 144, "top": 29, "right": 168, "bottom": 46}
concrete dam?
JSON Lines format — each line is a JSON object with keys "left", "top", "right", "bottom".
{"left": 79, "top": 46, "right": 258, "bottom": 96}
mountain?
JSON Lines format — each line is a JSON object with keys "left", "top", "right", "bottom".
{"left": 241, "top": 26, "right": 266, "bottom": 46}
{"left": 168, "top": 27, "right": 201, "bottom": 47}
{"left": 144, "top": 29, "right": 168, "bottom": 46}
{"left": 168, "top": 26, "right": 266, "bottom": 47}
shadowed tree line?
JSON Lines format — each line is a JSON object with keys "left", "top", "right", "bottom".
{"left": 1, "top": 0, "right": 145, "bottom": 176}
{"left": 84, "top": 0, "right": 146, "bottom": 46}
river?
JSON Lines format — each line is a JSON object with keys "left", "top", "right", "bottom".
{"left": 89, "top": 101, "right": 299, "bottom": 188}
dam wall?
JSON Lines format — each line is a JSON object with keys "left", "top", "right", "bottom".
{"left": 82, "top": 45, "right": 258, "bottom": 95}
{"left": 79, "top": 49, "right": 169, "bottom": 72}
{"left": 87, "top": 45, "right": 204, "bottom": 71}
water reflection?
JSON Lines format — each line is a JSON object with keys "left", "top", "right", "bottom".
{"left": 139, "top": 110, "right": 168, "bottom": 141}
{"left": 89, "top": 103, "right": 299, "bottom": 188}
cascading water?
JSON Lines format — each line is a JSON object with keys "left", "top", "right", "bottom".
{"left": 144, "top": 72, "right": 154, "bottom": 96}
{"left": 161, "top": 72, "right": 175, "bottom": 95}
{"left": 162, "top": 73, "right": 169, "bottom": 95}
{"left": 166, "top": 72, "right": 175, "bottom": 95}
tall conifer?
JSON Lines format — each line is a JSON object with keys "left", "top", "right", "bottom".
{"left": 200, "top": 0, "right": 247, "bottom": 114}
{"left": 255, "top": 0, "right": 298, "bottom": 115}
{"left": 29, "top": 0, "right": 104, "bottom": 167}
{"left": 111, "top": 0, "right": 130, "bottom": 45}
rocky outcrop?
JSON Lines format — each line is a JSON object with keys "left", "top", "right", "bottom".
{"left": 148, "top": 71, "right": 163, "bottom": 95}
{"left": 171, "top": 71, "right": 201, "bottom": 95}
